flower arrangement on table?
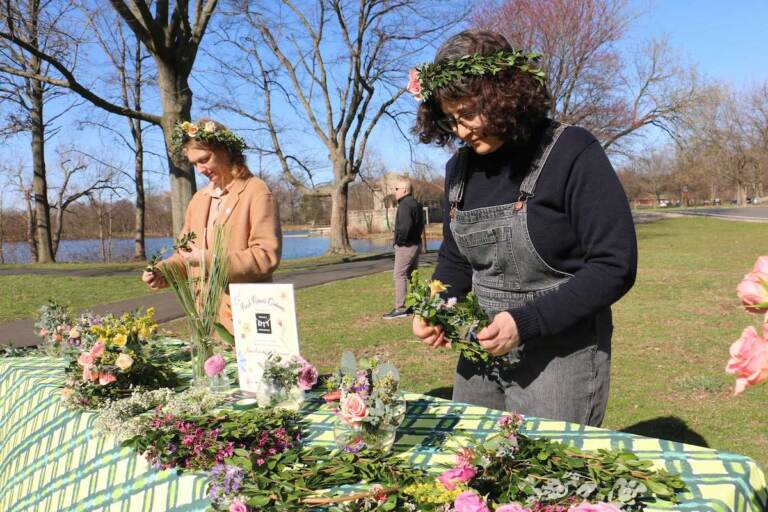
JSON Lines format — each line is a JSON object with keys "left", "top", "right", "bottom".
{"left": 257, "top": 352, "right": 319, "bottom": 408}
{"left": 727, "top": 255, "right": 768, "bottom": 394}
{"left": 400, "top": 415, "right": 687, "bottom": 512}
{"left": 325, "top": 351, "right": 406, "bottom": 453}
{"left": 61, "top": 308, "right": 182, "bottom": 408}
{"left": 34, "top": 300, "right": 101, "bottom": 356}
{"left": 407, "top": 271, "right": 513, "bottom": 369}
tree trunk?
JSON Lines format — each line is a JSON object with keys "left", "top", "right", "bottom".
{"left": 30, "top": 77, "right": 54, "bottom": 263}
{"left": 133, "top": 124, "right": 146, "bottom": 260}
{"left": 328, "top": 182, "right": 353, "bottom": 254}
{"left": 156, "top": 61, "right": 196, "bottom": 235}
{"left": 24, "top": 195, "right": 37, "bottom": 262}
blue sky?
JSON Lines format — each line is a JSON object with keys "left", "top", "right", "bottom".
{"left": 3, "top": 2, "right": 767, "bottom": 206}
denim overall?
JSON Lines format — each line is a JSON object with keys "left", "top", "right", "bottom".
{"left": 448, "top": 123, "right": 611, "bottom": 426}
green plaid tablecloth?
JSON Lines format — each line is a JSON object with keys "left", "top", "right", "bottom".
{"left": 1, "top": 356, "right": 766, "bottom": 512}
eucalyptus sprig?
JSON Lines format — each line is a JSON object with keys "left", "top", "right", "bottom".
{"left": 144, "top": 232, "right": 198, "bottom": 273}
{"left": 406, "top": 271, "right": 512, "bottom": 370}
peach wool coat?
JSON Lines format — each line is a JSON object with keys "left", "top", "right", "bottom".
{"left": 161, "top": 175, "right": 282, "bottom": 335}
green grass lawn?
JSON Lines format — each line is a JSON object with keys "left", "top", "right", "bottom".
{"left": 164, "top": 217, "right": 768, "bottom": 468}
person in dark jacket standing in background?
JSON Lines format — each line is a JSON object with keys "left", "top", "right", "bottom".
{"left": 384, "top": 178, "right": 425, "bottom": 319}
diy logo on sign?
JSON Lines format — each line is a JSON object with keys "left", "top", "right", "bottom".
{"left": 255, "top": 313, "right": 272, "bottom": 334}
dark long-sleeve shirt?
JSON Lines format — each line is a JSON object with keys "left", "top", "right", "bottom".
{"left": 395, "top": 195, "right": 424, "bottom": 247}
{"left": 433, "top": 125, "right": 637, "bottom": 343}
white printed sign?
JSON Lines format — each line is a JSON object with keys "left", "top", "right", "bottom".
{"left": 230, "top": 283, "right": 300, "bottom": 394}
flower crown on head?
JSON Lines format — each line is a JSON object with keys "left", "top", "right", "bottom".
{"left": 406, "top": 50, "right": 546, "bottom": 102}
{"left": 171, "top": 120, "right": 248, "bottom": 155}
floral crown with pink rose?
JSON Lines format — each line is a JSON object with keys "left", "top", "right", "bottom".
{"left": 171, "top": 119, "right": 248, "bottom": 155}
{"left": 406, "top": 50, "right": 546, "bottom": 101}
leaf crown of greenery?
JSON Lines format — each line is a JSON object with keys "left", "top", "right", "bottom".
{"left": 171, "top": 120, "right": 248, "bottom": 155}
{"left": 414, "top": 50, "right": 546, "bottom": 101}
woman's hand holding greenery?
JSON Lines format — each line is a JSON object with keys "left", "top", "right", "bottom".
{"left": 406, "top": 271, "right": 513, "bottom": 368}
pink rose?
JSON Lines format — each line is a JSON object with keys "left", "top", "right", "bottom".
{"left": 39, "top": 328, "right": 48, "bottom": 337}
{"left": 298, "top": 363, "right": 318, "bottom": 390}
{"left": 77, "top": 353, "right": 94, "bottom": 367}
{"left": 453, "top": 491, "right": 490, "bottom": 512}
{"left": 568, "top": 502, "right": 623, "bottom": 512}
{"left": 497, "top": 505, "right": 532, "bottom": 512}
{"left": 406, "top": 69, "right": 423, "bottom": 101}
{"left": 340, "top": 393, "right": 368, "bottom": 426}
{"left": 737, "top": 272, "right": 768, "bottom": 313}
{"left": 98, "top": 373, "right": 117, "bottom": 385}
{"left": 726, "top": 325, "right": 768, "bottom": 394}
{"left": 89, "top": 342, "right": 106, "bottom": 359}
{"left": 229, "top": 500, "right": 248, "bottom": 512}
{"left": 753, "top": 256, "right": 768, "bottom": 275}
{"left": 204, "top": 354, "right": 226, "bottom": 377}
{"left": 437, "top": 466, "right": 476, "bottom": 490}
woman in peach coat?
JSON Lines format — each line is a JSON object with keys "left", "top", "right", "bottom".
{"left": 142, "top": 119, "right": 281, "bottom": 335}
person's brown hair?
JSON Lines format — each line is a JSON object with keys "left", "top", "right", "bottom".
{"left": 183, "top": 118, "right": 252, "bottom": 179}
{"left": 412, "top": 30, "right": 551, "bottom": 147}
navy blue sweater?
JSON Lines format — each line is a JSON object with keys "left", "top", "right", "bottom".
{"left": 432, "top": 125, "right": 638, "bottom": 343}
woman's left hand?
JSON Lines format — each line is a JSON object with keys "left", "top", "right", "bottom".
{"left": 179, "top": 246, "right": 205, "bottom": 267}
{"left": 476, "top": 311, "right": 520, "bottom": 356}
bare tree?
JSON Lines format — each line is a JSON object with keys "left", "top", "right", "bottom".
{"left": 0, "top": 0, "right": 220, "bottom": 234}
{"left": 474, "top": 0, "right": 699, "bottom": 153}
{"left": 82, "top": 5, "right": 153, "bottom": 260}
{"left": 6, "top": 162, "right": 36, "bottom": 260}
{"left": 0, "top": 0, "right": 82, "bottom": 262}
{"left": 49, "top": 147, "right": 124, "bottom": 257}
{"left": 215, "top": 0, "right": 465, "bottom": 254}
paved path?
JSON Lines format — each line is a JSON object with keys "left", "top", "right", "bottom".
{"left": 675, "top": 206, "right": 768, "bottom": 223}
{"left": 1, "top": 252, "right": 437, "bottom": 348}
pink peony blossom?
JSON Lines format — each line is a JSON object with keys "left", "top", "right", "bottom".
{"left": 229, "top": 500, "right": 248, "bottom": 512}
{"left": 298, "top": 363, "right": 318, "bottom": 390}
{"left": 99, "top": 373, "right": 117, "bottom": 385}
{"left": 89, "top": 342, "right": 106, "bottom": 359}
{"left": 726, "top": 325, "right": 768, "bottom": 394}
{"left": 453, "top": 491, "right": 490, "bottom": 512}
{"left": 737, "top": 272, "right": 768, "bottom": 313}
{"left": 77, "top": 353, "right": 94, "bottom": 367}
{"left": 406, "top": 69, "right": 423, "bottom": 101}
{"left": 340, "top": 393, "right": 368, "bottom": 426}
{"left": 204, "top": 354, "right": 226, "bottom": 377}
{"left": 568, "top": 502, "right": 623, "bottom": 512}
{"left": 496, "top": 505, "right": 532, "bottom": 512}
{"left": 437, "top": 466, "right": 476, "bottom": 490}
{"left": 753, "top": 256, "right": 768, "bottom": 275}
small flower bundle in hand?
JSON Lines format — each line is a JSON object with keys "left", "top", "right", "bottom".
{"left": 406, "top": 271, "right": 511, "bottom": 368}
{"left": 144, "top": 232, "right": 198, "bottom": 273}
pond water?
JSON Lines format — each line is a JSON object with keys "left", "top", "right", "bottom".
{"left": 1, "top": 231, "right": 442, "bottom": 264}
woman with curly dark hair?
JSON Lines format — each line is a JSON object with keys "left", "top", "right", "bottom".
{"left": 410, "top": 30, "right": 637, "bottom": 426}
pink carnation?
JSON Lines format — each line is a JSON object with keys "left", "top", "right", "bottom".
{"left": 453, "top": 491, "right": 490, "bottom": 512}
{"left": 204, "top": 354, "right": 226, "bottom": 377}
{"left": 726, "top": 325, "right": 768, "bottom": 394}
{"left": 99, "top": 373, "right": 117, "bottom": 385}
{"left": 496, "top": 505, "right": 532, "bottom": 512}
{"left": 229, "top": 500, "right": 248, "bottom": 512}
{"left": 90, "top": 342, "right": 106, "bottom": 359}
{"left": 568, "top": 502, "right": 623, "bottom": 512}
{"left": 77, "top": 353, "right": 94, "bottom": 367}
{"left": 298, "top": 363, "right": 318, "bottom": 390}
{"left": 437, "top": 466, "right": 476, "bottom": 490}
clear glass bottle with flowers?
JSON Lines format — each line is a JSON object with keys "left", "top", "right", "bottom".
{"left": 326, "top": 351, "right": 406, "bottom": 453}
{"left": 256, "top": 352, "right": 318, "bottom": 410}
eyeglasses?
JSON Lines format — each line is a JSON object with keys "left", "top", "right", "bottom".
{"left": 436, "top": 110, "right": 482, "bottom": 133}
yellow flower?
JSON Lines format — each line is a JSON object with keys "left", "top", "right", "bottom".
{"left": 203, "top": 121, "right": 217, "bottom": 133}
{"left": 115, "top": 353, "right": 134, "bottom": 371}
{"left": 429, "top": 280, "right": 448, "bottom": 297}
{"left": 138, "top": 325, "right": 152, "bottom": 340}
{"left": 146, "top": 307, "right": 156, "bottom": 318}
{"left": 112, "top": 333, "right": 128, "bottom": 347}
{"left": 68, "top": 327, "right": 80, "bottom": 339}
{"left": 180, "top": 121, "right": 193, "bottom": 131}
